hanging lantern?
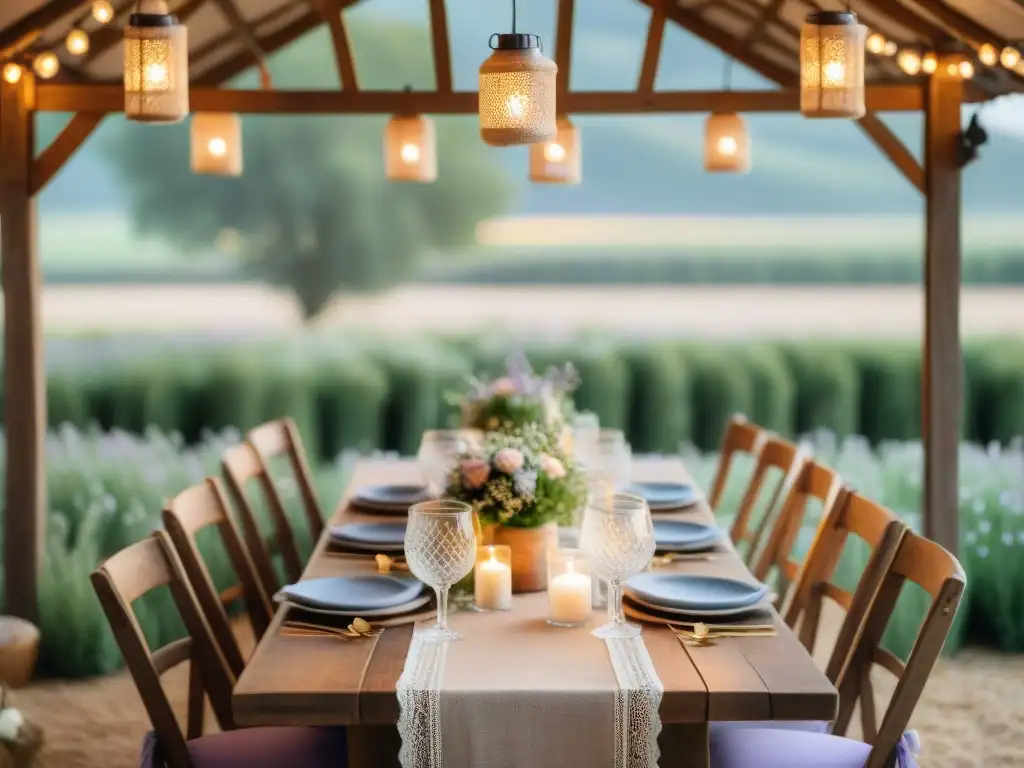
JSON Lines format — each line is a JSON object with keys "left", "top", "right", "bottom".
{"left": 479, "top": 33, "right": 557, "bottom": 146}
{"left": 800, "top": 11, "right": 866, "bottom": 119}
{"left": 2, "top": 62, "right": 22, "bottom": 84}
{"left": 528, "top": 117, "right": 580, "bottom": 184}
{"left": 124, "top": 0, "right": 188, "bottom": 123}
{"left": 66, "top": 28, "right": 90, "bottom": 56}
{"left": 191, "top": 113, "right": 242, "bottom": 176}
{"left": 92, "top": 0, "right": 114, "bottom": 23}
{"left": 704, "top": 113, "right": 750, "bottom": 173}
{"left": 33, "top": 51, "right": 60, "bottom": 79}
{"left": 384, "top": 113, "right": 437, "bottom": 182}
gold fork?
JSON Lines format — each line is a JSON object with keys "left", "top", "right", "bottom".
{"left": 282, "top": 618, "right": 383, "bottom": 639}
{"left": 670, "top": 623, "right": 776, "bottom": 645}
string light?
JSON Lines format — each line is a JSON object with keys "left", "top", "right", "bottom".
{"left": 92, "top": 0, "right": 114, "bottom": 23}
{"left": 66, "top": 29, "right": 90, "bottom": 56}
{"left": 922, "top": 52, "right": 937, "bottom": 74}
{"left": 978, "top": 43, "right": 998, "bottom": 67}
{"left": 866, "top": 32, "right": 887, "bottom": 55}
{"left": 1001, "top": 46, "right": 1021, "bottom": 69}
{"left": 882, "top": 40, "right": 897, "bottom": 56}
{"left": 33, "top": 51, "right": 60, "bottom": 79}
{"left": 2, "top": 62, "right": 22, "bottom": 84}
{"left": 897, "top": 49, "right": 922, "bottom": 75}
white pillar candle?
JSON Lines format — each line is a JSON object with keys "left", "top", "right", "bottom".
{"left": 548, "top": 560, "right": 592, "bottom": 625}
{"left": 475, "top": 547, "right": 512, "bottom": 611}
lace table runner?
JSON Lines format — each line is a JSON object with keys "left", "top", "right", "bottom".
{"left": 396, "top": 593, "right": 663, "bottom": 768}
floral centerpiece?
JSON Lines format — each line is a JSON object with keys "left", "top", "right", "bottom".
{"left": 453, "top": 351, "right": 578, "bottom": 434}
{"left": 446, "top": 424, "right": 587, "bottom": 592}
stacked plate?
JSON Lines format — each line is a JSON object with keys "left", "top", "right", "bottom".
{"left": 329, "top": 522, "right": 406, "bottom": 553}
{"left": 350, "top": 484, "right": 432, "bottom": 515}
{"left": 626, "top": 481, "right": 703, "bottom": 512}
{"left": 624, "top": 573, "right": 771, "bottom": 621}
{"left": 275, "top": 575, "right": 431, "bottom": 620}
{"left": 653, "top": 520, "right": 721, "bottom": 553}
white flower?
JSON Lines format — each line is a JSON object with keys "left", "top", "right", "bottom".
{"left": 965, "top": 530, "right": 978, "bottom": 545}
{"left": 972, "top": 499, "right": 986, "bottom": 515}
{"left": 977, "top": 545, "right": 990, "bottom": 559}
{"left": 1002, "top": 532, "right": 1014, "bottom": 546}
{"left": 978, "top": 520, "right": 992, "bottom": 535}
{"left": 0, "top": 708, "right": 24, "bottom": 741}
{"left": 494, "top": 448, "right": 525, "bottom": 474}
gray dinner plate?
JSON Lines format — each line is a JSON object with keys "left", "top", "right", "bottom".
{"left": 351, "top": 484, "right": 431, "bottom": 512}
{"left": 652, "top": 520, "right": 721, "bottom": 552}
{"left": 277, "top": 575, "right": 423, "bottom": 612}
{"left": 626, "top": 573, "right": 770, "bottom": 612}
{"left": 330, "top": 522, "right": 407, "bottom": 547}
{"left": 627, "top": 482, "right": 703, "bottom": 510}
{"left": 274, "top": 591, "right": 432, "bottom": 618}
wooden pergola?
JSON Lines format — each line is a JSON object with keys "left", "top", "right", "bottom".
{"left": 2, "top": 0, "right": 1023, "bottom": 622}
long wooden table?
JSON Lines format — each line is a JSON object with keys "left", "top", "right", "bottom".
{"left": 233, "top": 457, "right": 837, "bottom": 766}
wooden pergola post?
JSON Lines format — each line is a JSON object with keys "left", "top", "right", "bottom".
{"left": 922, "top": 61, "right": 964, "bottom": 556}
{"left": 0, "top": 71, "right": 46, "bottom": 623}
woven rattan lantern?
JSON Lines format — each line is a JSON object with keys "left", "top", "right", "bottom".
{"left": 800, "top": 11, "right": 866, "bottom": 118}
{"left": 384, "top": 113, "right": 437, "bottom": 182}
{"left": 529, "top": 117, "right": 580, "bottom": 184}
{"left": 124, "top": 0, "right": 188, "bottom": 123}
{"left": 479, "top": 33, "right": 557, "bottom": 147}
{"left": 191, "top": 113, "right": 242, "bottom": 176}
{"left": 704, "top": 113, "right": 750, "bottom": 173}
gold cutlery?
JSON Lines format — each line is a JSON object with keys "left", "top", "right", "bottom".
{"left": 649, "top": 552, "right": 722, "bottom": 568}
{"left": 281, "top": 617, "right": 383, "bottom": 639}
{"left": 670, "top": 623, "right": 776, "bottom": 646}
{"left": 321, "top": 551, "right": 409, "bottom": 574}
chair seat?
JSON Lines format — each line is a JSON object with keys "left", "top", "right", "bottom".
{"left": 188, "top": 727, "right": 347, "bottom": 768}
{"left": 710, "top": 720, "right": 830, "bottom": 738}
{"left": 710, "top": 727, "right": 911, "bottom": 768}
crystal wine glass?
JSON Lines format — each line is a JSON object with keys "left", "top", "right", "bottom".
{"left": 579, "top": 492, "right": 655, "bottom": 639}
{"left": 417, "top": 430, "right": 481, "bottom": 496}
{"left": 405, "top": 499, "right": 478, "bottom": 642}
{"left": 594, "top": 429, "right": 632, "bottom": 491}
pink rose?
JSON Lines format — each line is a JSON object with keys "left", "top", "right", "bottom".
{"left": 494, "top": 448, "right": 524, "bottom": 474}
{"left": 492, "top": 377, "right": 516, "bottom": 397}
{"left": 460, "top": 458, "right": 490, "bottom": 488}
{"left": 539, "top": 454, "right": 566, "bottom": 479}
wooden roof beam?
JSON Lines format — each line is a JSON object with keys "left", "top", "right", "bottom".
{"left": 213, "top": 0, "right": 273, "bottom": 88}
{"left": 860, "top": 0, "right": 948, "bottom": 42}
{"left": 742, "top": 0, "right": 787, "bottom": 48}
{"left": 31, "top": 112, "right": 104, "bottom": 193}
{"left": 35, "top": 83, "right": 938, "bottom": 113}
{"left": 310, "top": 0, "right": 358, "bottom": 90}
{"left": 857, "top": 111, "right": 924, "bottom": 192}
{"left": 188, "top": 3, "right": 295, "bottom": 70}
{"left": 554, "top": 0, "right": 575, "bottom": 101}
{"left": 638, "top": 0, "right": 667, "bottom": 92}
{"left": 427, "top": 0, "right": 452, "bottom": 92}
{"left": 80, "top": 0, "right": 206, "bottom": 66}
{"left": 0, "top": 0, "right": 86, "bottom": 59}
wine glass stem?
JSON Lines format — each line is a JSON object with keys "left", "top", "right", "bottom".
{"left": 436, "top": 585, "right": 451, "bottom": 632}
{"left": 607, "top": 580, "right": 624, "bottom": 628}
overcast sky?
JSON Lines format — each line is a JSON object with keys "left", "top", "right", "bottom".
{"left": 981, "top": 94, "right": 1024, "bottom": 139}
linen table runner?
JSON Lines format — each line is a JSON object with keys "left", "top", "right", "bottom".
{"left": 396, "top": 593, "right": 663, "bottom": 768}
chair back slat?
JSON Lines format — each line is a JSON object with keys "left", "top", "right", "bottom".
{"left": 91, "top": 532, "right": 238, "bottom": 768}
{"left": 729, "top": 435, "right": 806, "bottom": 565}
{"left": 831, "top": 530, "right": 966, "bottom": 768}
{"left": 707, "top": 414, "right": 765, "bottom": 511}
{"left": 221, "top": 418, "right": 323, "bottom": 592}
{"left": 163, "top": 478, "right": 273, "bottom": 678}
{"left": 784, "top": 491, "right": 905, "bottom": 680}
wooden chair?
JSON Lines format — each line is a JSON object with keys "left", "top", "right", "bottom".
{"left": 729, "top": 434, "right": 807, "bottom": 568}
{"left": 706, "top": 414, "right": 765, "bottom": 511}
{"left": 221, "top": 418, "right": 324, "bottom": 598}
{"left": 92, "top": 532, "right": 348, "bottom": 768}
{"left": 163, "top": 477, "right": 274, "bottom": 678}
{"left": 711, "top": 530, "right": 965, "bottom": 768}
{"left": 750, "top": 458, "right": 847, "bottom": 600}
{"left": 782, "top": 491, "right": 907, "bottom": 676}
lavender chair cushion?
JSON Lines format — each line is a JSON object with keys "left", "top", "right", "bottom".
{"left": 710, "top": 727, "right": 921, "bottom": 768}
{"left": 710, "top": 720, "right": 830, "bottom": 738}
{"left": 141, "top": 727, "right": 348, "bottom": 768}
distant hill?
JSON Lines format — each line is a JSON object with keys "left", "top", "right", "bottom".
{"left": 39, "top": 0, "right": 1024, "bottom": 217}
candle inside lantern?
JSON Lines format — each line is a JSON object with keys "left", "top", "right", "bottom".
{"left": 475, "top": 545, "right": 512, "bottom": 611}
{"left": 548, "top": 551, "right": 592, "bottom": 626}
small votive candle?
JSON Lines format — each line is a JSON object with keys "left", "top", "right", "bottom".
{"left": 474, "top": 545, "right": 512, "bottom": 611}
{"left": 547, "top": 549, "right": 593, "bottom": 627}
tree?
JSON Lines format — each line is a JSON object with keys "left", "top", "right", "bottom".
{"left": 103, "top": 20, "right": 512, "bottom": 320}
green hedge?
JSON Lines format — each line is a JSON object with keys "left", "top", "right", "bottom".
{"left": 26, "top": 336, "right": 1024, "bottom": 458}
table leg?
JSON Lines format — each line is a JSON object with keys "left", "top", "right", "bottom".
{"left": 347, "top": 725, "right": 401, "bottom": 768}
{"left": 660, "top": 723, "right": 709, "bottom": 768}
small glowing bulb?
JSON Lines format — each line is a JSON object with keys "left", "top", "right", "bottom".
{"left": 978, "top": 44, "right": 998, "bottom": 67}
{"left": 716, "top": 135, "right": 738, "bottom": 156}
{"left": 958, "top": 60, "right": 974, "bottom": 79}
{"left": 2, "top": 62, "right": 22, "bottom": 84}
{"left": 866, "top": 33, "right": 886, "bottom": 55}
{"left": 1000, "top": 46, "right": 1021, "bottom": 69}
{"left": 207, "top": 137, "right": 227, "bottom": 157}
{"left": 92, "top": 0, "right": 114, "bottom": 23}
{"left": 400, "top": 142, "right": 420, "bottom": 164}
{"left": 507, "top": 94, "right": 526, "bottom": 119}
{"left": 66, "top": 29, "right": 90, "bottom": 56}
{"left": 922, "top": 53, "right": 937, "bottom": 74}
{"left": 823, "top": 60, "right": 845, "bottom": 84}
{"left": 882, "top": 40, "right": 898, "bottom": 57}
{"left": 1016, "top": 60, "right": 1024, "bottom": 76}
{"left": 33, "top": 51, "right": 59, "bottom": 79}
{"left": 544, "top": 142, "right": 566, "bottom": 163}
{"left": 898, "top": 50, "right": 922, "bottom": 75}
{"left": 145, "top": 61, "right": 168, "bottom": 86}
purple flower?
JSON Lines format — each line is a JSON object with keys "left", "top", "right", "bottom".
{"left": 513, "top": 470, "right": 538, "bottom": 499}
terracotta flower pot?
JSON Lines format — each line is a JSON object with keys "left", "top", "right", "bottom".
{"left": 0, "top": 617, "right": 39, "bottom": 689}
{"left": 489, "top": 522, "right": 558, "bottom": 593}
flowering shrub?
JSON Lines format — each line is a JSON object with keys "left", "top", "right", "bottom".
{"left": 452, "top": 351, "right": 578, "bottom": 433}
{"left": 445, "top": 424, "right": 587, "bottom": 529}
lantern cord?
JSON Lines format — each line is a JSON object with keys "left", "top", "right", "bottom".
{"left": 723, "top": 56, "right": 733, "bottom": 91}
{"left": 511, "top": 0, "right": 517, "bottom": 34}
